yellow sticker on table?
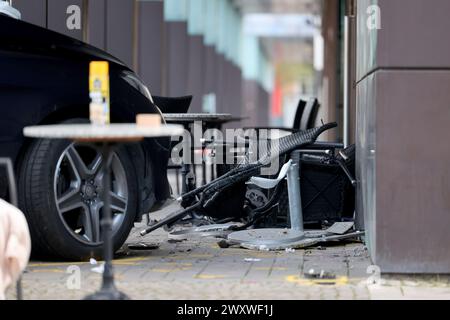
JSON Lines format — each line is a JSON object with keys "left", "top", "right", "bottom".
{"left": 89, "top": 61, "right": 110, "bottom": 125}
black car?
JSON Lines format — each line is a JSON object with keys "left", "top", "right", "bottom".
{"left": 0, "top": 14, "right": 189, "bottom": 260}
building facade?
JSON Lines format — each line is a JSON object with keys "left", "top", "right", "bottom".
{"left": 356, "top": 0, "right": 450, "bottom": 273}
{"left": 12, "top": 0, "right": 272, "bottom": 126}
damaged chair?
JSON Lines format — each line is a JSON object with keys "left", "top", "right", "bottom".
{"left": 226, "top": 142, "right": 360, "bottom": 250}
{"left": 247, "top": 143, "right": 356, "bottom": 229}
{"left": 243, "top": 97, "right": 320, "bottom": 137}
{"left": 140, "top": 122, "right": 338, "bottom": 236}
{"left": 213, "top": 98, "right": 319, "bottom": 179}
{"left": 153, "top": 95, "right": 193, "bottom": 195}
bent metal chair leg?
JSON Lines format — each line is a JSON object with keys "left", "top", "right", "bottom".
{"left": 286, "top": 151, "right": 303, "bottom": 232}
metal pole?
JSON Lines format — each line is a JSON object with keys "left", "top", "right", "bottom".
{"left": 343, "top": 15, "right": 350, "bottom": 148}
{"left": 181, "top": 123, "right": 192, "bottom": 194}
{"left": 201, "top": 155, "right": 207, "bottom": 185}
{"left": 100, "top": 143, "right": 114, "bottom": 291}
{"left": 287, "top": 151, "right": 303, "bottom": 232}
{"left": 175, "top": 168, "right": 180, "bottom": 195}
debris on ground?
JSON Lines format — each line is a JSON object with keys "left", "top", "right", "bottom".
{"left": 304, "top": 269, "right": 337, "bottom": 285}
{"left": 217, "top": 239, "right": 240, "bottom": 248}
{"left": 127, "top": 242, "right": 160, "bottom": 250}
{"left": 217, "top": 239, "right": 231, "bottom": 248}
{"left": 168, "top": 239, "right": 185, "bottom": 243}
{"left": 244, "top": 258, "right": 262, "bottom": 262}
{"left": 91, "top": 263, "right": 105, "bottom": 274}
{"left": 305, "top": 269, "right": 336, "bottom": 279}
{"left": 168, "top": 223, "right": 243, "bottom": 241}
{"left": 217, "top": 230, "right": 364, "bottom": 251}
{"left": 326, "top": 222, "right": 355, "bottom": 235}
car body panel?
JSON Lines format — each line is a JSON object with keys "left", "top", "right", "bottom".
{"left": 0, "top": 15, "right": 175, "bottom": 216}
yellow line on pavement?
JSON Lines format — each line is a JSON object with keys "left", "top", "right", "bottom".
{"left": 195, "top": 274, "right": 226, "bottom": 279}
{"left": 114, "top": 256, "right": 153, "bottom": 262}
{"left": 150, "top": 266, "right": 192, "bottom": 273}
{"left": 285, "top": 275, "right": 349, "bottom": 286}
{"left": 168, "top": 254, "right": 214, "bottom": 260}
{"left": 112, "top": 262, "right": 141, "bottom": 266}
{"left": 254, "top": 267, "right": 287, "bottom": 271}
{"left": 29, "top": 269, "right": 65, "bottom": 273}
{"left": 28, "top": 262, "right": 86, "bottom": 267}
{"left": 28, "top": 256, "right": 153, "bottom": 268}
{"left": 149, "top": 268, "right": 172, "bottom": 273}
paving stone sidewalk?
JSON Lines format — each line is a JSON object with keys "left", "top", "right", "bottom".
{"left": 6, "top": 203, "right": 450, "bottom": 300}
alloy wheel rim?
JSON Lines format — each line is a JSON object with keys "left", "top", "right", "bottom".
{"left": 53, "top": 143, "right": 128, "bottom": 245}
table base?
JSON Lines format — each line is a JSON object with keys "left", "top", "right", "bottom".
{"left": 82, "top": 142, "right": 129, "bottom": 300}
{"left": 84, "top": 289, "right": 129, "bottom": 300}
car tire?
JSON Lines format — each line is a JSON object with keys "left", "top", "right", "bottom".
{"left": 18, "top": 122, "right": 138, "bottom": 261}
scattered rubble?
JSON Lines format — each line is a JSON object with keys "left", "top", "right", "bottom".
{"left": 244, "top": 258, "right": 262, "bottom": 262}
{"left": 127, "top": 242, "right": 160, "bottom": 250}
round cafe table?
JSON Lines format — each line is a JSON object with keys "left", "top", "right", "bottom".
{"left": 23, "top": 123, "right": 183, "bottom": 300}
{"left": 163, "top": 113, "right": 245, "bottom": 192}
{"left": 163, "top": 113, "right": 243, "bottom": 126}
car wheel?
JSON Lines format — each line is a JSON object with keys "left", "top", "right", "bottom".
{"left": 18, "top": 129, "right": 138, "bottom": 261}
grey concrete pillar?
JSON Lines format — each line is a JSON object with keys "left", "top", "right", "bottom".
{"left": 137, "top": 0, "right": 164, "bottom": 95}
{"left": 242, "top": 79, "right": 260, "bottom": 127}
{"left": 203, "top": 45, "right": 218, "bottom": 103}
{"left": 163, "top": 21, "right": 189, "bottom": 97}
{"left": 105, "top": 0, "right": 135, "bottom": 69}
{"left": 87, "top": 0, "right": 106, "bottom": 50}
{"left": 187, "top": 35, "right": 205, "bottom": 112}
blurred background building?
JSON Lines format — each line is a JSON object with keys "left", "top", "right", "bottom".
{"left": 11, "top": 0, "right": 345, "bottom": 137}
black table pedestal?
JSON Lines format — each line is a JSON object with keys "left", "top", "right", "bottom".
{"left": 84, "top": 142, "right": 129, "bottom": 300}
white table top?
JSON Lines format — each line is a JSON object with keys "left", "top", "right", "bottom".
{"left": 23, "top": 123, "right": 184, "bottom": 141}
{"left": 163, "top": 113, "right": 242, "bottom": 123}
{"left": 163, "top": 112, "right": 232, "bottom": 119}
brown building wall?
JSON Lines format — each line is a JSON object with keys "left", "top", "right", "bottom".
{"left": 47, "top": 0, "right": 85, "bottom": 40}
{"left": 357, "top": 0, "right": 450, "bottom": 82}
{"left": 187, "top": 35, "right": 205, "bottom": 112}
{"left": 242, "top": 79, "right": 270, "bottom": 128}
{"left": 13, "top": 0, "right": 47, "bottom": 27}
{"left": 105, "top": 0, "right": 136, "bottom": 69}
{"left": 356, "top": 0, "right": 450, "bottom": 273}
{"left": 163, "top": 21, "right": 189, "bottom": 97}
{"left": 87, "top": 0, "right": 106, "bottom": 49}
{"left": 137, "top": 0, "right": 164, "bottom": 95}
